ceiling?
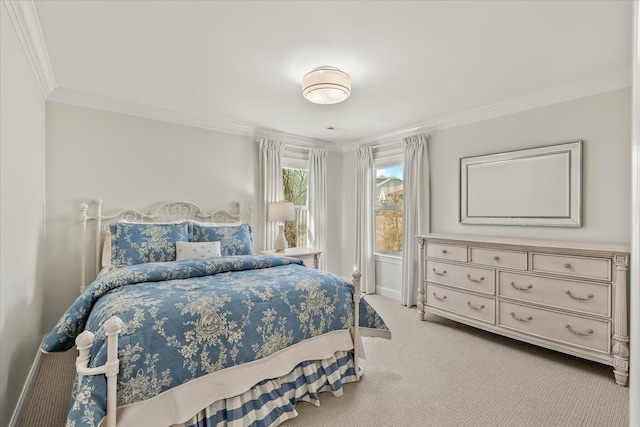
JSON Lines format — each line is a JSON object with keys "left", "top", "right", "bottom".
{"left": 33, "top": 1, "right": 632, "bottom": 147}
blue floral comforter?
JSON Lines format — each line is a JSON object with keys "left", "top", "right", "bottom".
{"left": 43, "top": 255, "right": 389, "bottom": 427}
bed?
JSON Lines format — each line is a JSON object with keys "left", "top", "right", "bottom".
{"left": 42, "top": 200, "right": 391, "bottom": 427}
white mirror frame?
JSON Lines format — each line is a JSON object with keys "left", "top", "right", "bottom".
{"left": 460, "top": 141, "right": 582, "bottom": 227}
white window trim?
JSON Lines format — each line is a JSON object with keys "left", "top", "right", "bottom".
{"left": 375, "top": 253, "right": 402, "bottom": 264}
{"left": 373, "top": 145, "right": 403, "bottom": 257}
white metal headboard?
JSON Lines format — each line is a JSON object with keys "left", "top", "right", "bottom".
{"left": 80, "top": 199, "right": 251, "bottom": 292}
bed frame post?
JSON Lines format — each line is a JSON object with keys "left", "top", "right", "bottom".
{"left": 352, "top": 270, "right": 362, "bottom": 379}
{"left": 75, "top": 330, "right": 94, "bottom": 386}
{"left": 75, "top": 316, "right": 123, "bottom": 427}
{"left": 104, "top": 317, "right": 122, "bottom": 427}
{"left": 95, "top": 199, "right": 103, "bottom": 277}
{"left": 80, "top": 203, "right": 88, "bottom": 292}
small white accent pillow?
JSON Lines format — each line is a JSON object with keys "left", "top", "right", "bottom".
{"left": 102, "top": 232, "right": 112, "bottom": 268}
{"left": 176, "top": 241, "right": 221, "bottom": 260}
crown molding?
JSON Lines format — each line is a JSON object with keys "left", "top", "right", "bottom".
{"left": 47, "top": 67, "right": 630, "bottom": 155}
{"left": 254, "top": 128, "right": 342, "bottom": 153}
{"left": 48, "top": 87, "right": 343, "bottom": 152}
{"left": 48, "top": 87, "right": 258, "bottom": 137}
{"left": 340, "top": 68, "right": 632, "bottom": 152}
{"left": 3, "top": 0, "right": 56, "bottom": 98}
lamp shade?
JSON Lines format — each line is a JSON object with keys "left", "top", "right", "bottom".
{"left": 302, "top": 67, "right": 351, "bottom": 105}
{"left": 268, "top": 202, "right": 295, "bottom": 222}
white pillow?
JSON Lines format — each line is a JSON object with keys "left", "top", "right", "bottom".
{"left": 176, "top": 241, "right": 221, "bottom": 260}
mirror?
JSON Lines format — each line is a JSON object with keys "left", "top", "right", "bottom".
{"left": 460, "top": 141, "right": 582, "bottom": 227}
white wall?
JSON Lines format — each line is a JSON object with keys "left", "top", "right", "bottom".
{"left": 44, "top": 102, "right": 346, "bottom": 330}
{"left": 324, "top": 150, "right": 343, "bottom": 273}
{"left": 0, "top": 5, "right": 47, "bottom": 426}
{"left": 44, "top": 103, "right": 257, "bottom": 329}
{"left": 374, "top": 257, "right": 402, "bottom": 300}
{"left": 431, "top": 89, "right": 631, "bottom": 243}
{"left": 341, "top": 88, "right": 632, "bottom": 301}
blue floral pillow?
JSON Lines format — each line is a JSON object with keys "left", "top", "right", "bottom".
{"left": 109, "top": 222, "right": 189, "bottom": 267}
{"left": 188, "top": 223, "right": 255, "bottom": 256}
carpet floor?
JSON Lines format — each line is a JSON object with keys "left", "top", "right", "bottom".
{"left": 19, "top": 294, "right": 629, "bottom": 426}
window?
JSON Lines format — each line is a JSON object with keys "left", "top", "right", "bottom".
{"left": 282, "top": 167, "right": 308, "bottom": 248}
{"left": 375, "top": 165, "right": 403, "bottom": 254}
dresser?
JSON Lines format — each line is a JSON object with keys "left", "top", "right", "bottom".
{"left": 417, "top": 233, "right": 630, "bottom": 386}
{"left": 259, "top": 247, "right": 322, "bottom": 269}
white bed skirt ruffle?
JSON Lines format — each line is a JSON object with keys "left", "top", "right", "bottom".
{"left": 177, "top": 350, "right": 357, "bottom": 427}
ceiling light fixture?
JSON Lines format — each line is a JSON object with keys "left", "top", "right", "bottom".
{"left": 302, "top": 66, "right": 351, "bottom": 105}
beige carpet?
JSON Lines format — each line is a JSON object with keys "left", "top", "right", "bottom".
{"left": 19, "top": 294, "right": 629, "bottom": 426}
{"left": 19, "top": 349, "right": 75, "bottom": 427}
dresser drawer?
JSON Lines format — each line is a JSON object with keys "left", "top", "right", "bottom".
{"left": 470, "top": 247, "right": 527, "bottom": 270}
{"left": 426, "top": 242, "right": 467, "bottom": 262}
{"left": 498, "top": 272, "right": 611, "bottom": 317}
{"left": 427, "top": 284, "right": 495, "bottom": 324}
{"left": 427, "top": 261, "right": 495, "bottom": 295}
{"left": 531, "top": 253, "right": 611, "bottom": 281}
{"left": 498, "top": 301, "right": 610, "bottom": 354}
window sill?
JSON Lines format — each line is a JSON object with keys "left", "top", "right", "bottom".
{"left": 374, "top": 253, "right": 402, "bottom": 265}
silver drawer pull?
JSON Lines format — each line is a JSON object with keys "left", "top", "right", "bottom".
{"left": 493, "top": 256, "right": 500, "bottom": 261}
{"left": 565, "top": 290, "right": 594, "bottom": 301}
{"left": 565, "top": 324, "right": 594, "bottom": 337}
{"left": 510, "top": 312, "right": 532, "bottom": 323}
{"left": 564, "top": 263, "right": 572, "bottom": 269}
{"left": 432, "top": 292, "right": 447, "bottom": 302}
{"left": 432, "top": 268, "right": 447, "bottom": 276}
{"left": 467, "top": 301, "right": 485, "bottom": 311}
{"left": 441, "top": 249, "right": 447, "bottom": 254}
{"left": 467, "top": 274, "right": 485, "bottom": 283}
{"left": 510, "top": 282, "right": 533, "bottom": 292}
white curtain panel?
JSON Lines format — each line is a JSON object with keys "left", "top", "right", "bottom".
{"left": 257, "top": 137, "right": 284, "bottom": 251}
{"left": 307, "top": 148, "right": 327, "bottom": 270}
{"left": 401, "top": 133, "right": 430, "bottom": 306}
{"left": 355, "top": 146, "right": 376, "bottom": 294}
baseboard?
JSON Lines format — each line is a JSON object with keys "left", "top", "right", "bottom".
{"left": 8, "top": 335, "right": 46, "bottom": 427}
{"left": 375, "top": 286, "right": 401, "bottom": 301}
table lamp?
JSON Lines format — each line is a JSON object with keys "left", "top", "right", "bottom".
{"left": 268, "top": 202, "right": 295, "bottom": 252}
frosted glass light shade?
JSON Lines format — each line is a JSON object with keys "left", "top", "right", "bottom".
{"left": 302, "top": 67, "right": 351, "bottom": 105}
{"left": 268, "top": 202, "right": 295, "bottom": 222}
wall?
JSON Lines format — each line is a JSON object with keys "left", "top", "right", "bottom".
{"left": 342, "top": 88, "right": 632, "bottom": 300}
{"left": 0, "top": 5, "right": 47, "bottom": 426}
{"left": 44, "top": 103, "right": 256, "bottom": 329}
{"left": 324, "top": 150, "right": 343, "bottom": 273}
{"left": 430, "top": 89, "right": 631, "bottom": 242}
{"left": 44, "top": 102, "right": 345, "bottom": 330}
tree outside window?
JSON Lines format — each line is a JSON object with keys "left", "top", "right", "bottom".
{"left": 282, "top": 168, "right": 308, "bottom": 248}
{"left": 375, "top": 165, "right": 403, "bottom": 253}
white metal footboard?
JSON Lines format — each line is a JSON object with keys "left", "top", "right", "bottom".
{"left": 75, "top": 317, "right": 123, "bottom": 427}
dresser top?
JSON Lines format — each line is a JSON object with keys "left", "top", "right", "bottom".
{"left": 418, "top": 233, "right": 630, "bottom": 254}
